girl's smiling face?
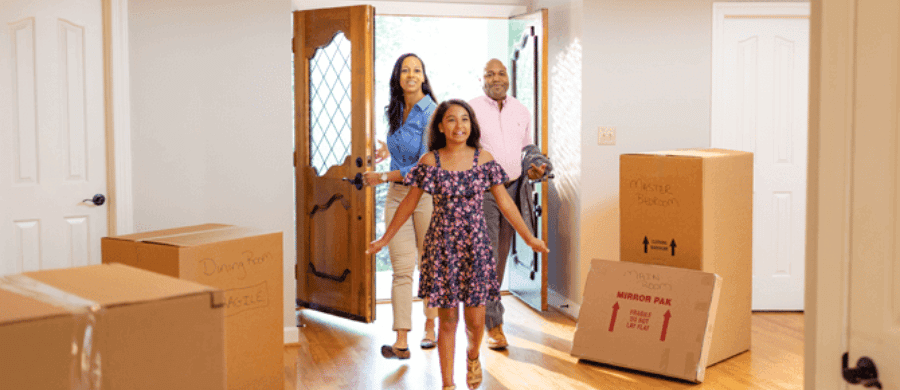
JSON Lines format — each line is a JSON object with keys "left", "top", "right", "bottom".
{"left": 439, "top": 104, "right": 471, "bottom": 144}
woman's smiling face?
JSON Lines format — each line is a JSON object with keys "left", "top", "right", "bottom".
{"left": 399, "top": 56, "right": 424, "bottom": 95}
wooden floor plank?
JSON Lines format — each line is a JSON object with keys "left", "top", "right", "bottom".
{"left": 284, "top": 296, "right": 803, "bottom": 389}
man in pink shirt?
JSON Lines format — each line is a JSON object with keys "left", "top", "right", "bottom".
{"left": 469, "top": 58, "right": 549, "bottom": 350}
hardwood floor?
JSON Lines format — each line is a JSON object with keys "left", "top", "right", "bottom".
{"left": 284, "top": 296, "right": 803, "bottom": 389}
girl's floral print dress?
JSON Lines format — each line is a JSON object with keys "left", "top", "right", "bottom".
{"left": 404, "top": 148, "right": 508, "bottom": 308}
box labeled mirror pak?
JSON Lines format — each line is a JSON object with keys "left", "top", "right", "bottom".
{"left": 619, "top": 148, "right": 752, "bottom": 365}
{"left": 101, "top": 224, "right": 283, "bottom": 390}
{"left": 571, "top": 259, "right": 722, "bottom": 383}
{"left": 0, "top": 264, "right": 226, "bottom": 389}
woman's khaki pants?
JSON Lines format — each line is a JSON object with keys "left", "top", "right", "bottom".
{"left": 385, "top": 182, "right": 438, "bottom": 331}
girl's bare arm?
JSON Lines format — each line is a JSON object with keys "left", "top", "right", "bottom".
{"left": 489, "top": 184, "right": 549, "bottom": 253}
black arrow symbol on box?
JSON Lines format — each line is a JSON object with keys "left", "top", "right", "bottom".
{"left": 643, "top": 236, "right": 649, "bottom": 253}
{"left": 670, "top": 239, "right": 677, "bottom": 256}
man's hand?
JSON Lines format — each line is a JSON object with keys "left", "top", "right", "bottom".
{"left": 526, "top": 163, "right": 547, "bottom": 180}
{"left": 375, "top": 140, "right": 389, "bottom": 163}
{"left": 526, "top": 236, "right": 549, "bottom": 253}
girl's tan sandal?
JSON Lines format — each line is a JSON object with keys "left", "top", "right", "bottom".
{"left": 466, "top": 356, "right": 482, "bottom": 389}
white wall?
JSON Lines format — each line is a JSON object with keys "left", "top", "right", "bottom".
{"left": 534, "top": 0, "right": 809, "bottom": 318}
{"left": 577, "top": 0, "right": 713, "bottom": 309}
{"left": 128, "top": 0, "right": 295, "bottom": 331}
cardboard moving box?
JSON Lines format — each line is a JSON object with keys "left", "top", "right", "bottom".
{"left": 0, "top": 263, "right": 226, "bottom": 390}
{"left": 102, "top": 224, "right": 283, "bottom": 390}
{"left": 571, "top": 259, "right": 722, "bottom": 383}
{"left": 619, "top": 148, "right": 752, "bottom": 365}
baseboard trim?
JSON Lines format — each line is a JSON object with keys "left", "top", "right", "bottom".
{"left": 548, "top": 288, "right": 580, "bottom": 321}
{"left": 284, "top": 326, "right": 299, "bottom": 344}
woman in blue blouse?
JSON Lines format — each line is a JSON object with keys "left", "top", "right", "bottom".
{"left": 363, "top": 53, "right": 438, "bottom": 359}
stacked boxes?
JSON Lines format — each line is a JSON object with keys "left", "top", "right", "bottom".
{"left": 0, "top": 264, "right": 226, "bottom": 390}
{"left": 619, "top": 148, "right": 753, "bottom": 365}
{"left": 102, "top": 224, "right": 283, "bottom": 390}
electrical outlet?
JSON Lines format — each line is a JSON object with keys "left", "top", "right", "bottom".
{"left": 598, "top": 126, "right": 616, "bottom": 145}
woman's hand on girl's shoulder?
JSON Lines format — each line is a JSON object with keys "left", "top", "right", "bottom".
{"left": 419, "top": 151, "right": 437, "bottom": 167}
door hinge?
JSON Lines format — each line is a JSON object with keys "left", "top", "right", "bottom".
{"left": 291, "top": 38, "right": 295, "bottom": 53}
{"left": 293, "top": 151, "right": 297, "bottom": 167}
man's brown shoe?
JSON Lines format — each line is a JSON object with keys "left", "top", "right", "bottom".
{"left": 486, "top": 325, "right": 508, "bottom": 350}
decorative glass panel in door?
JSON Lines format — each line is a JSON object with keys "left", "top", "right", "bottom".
{"left": 508, "top": 9, "right": 549, "bottom": 312}
{"left": 294, "top": 5, "right": 376, "bottom": 322}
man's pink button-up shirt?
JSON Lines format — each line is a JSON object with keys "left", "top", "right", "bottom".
{"left": 469, "top": 95, "right": 532, "bottom": 181}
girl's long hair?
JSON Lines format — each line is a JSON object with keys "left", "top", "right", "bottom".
{"left": 427, "top": 99, "right": 482, "bottom": 151}
{"left": 386, "top": 53, "right": 437, "bottom": 135}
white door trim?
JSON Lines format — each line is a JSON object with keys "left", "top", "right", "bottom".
{"left": 711, "top": 2, "right": 811, "bottom": 147}
{"left": 807, "top": 0, "right": 853, "bottom": 388}
{"left": 103, "top": 0, "right": 134, "bottom": 236}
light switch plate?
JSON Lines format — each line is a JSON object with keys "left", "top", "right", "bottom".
{"left": 598, "top": 126, "right": 616, "bottom": 145}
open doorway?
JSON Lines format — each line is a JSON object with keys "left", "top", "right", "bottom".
{"left": 294, "top": 4, "right": 548, "bottom": 320}
{"left": 372, "top": 15, "right": 526, "bottom": 300}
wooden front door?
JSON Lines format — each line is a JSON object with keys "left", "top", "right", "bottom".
{"left": 507, "top": 9, "right": 550, "bottom": 312}
{"left": 294, "top": 5, "right": 376, "bottom": 322}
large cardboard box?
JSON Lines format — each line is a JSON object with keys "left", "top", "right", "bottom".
{"left": 619, "top": 148, "right": 752, "bottom": 365}
{"left": 102, "top": 224, "right": 283, "bottom": 390}
{"left": 571, "top": 259, "right": 722, "bottom": 382}
{"left": 0, "top": 263, "right": 226, "bottom": 389}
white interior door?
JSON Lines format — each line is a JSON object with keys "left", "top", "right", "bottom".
{"left": 712, "top": 3, "right": 810, "bottom": 311}
{"left": 0, "top": 0, "right": 106, "bottom": 276}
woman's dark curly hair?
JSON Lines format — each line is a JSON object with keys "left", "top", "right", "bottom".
{"left": 386, "top": 53, "right": 437, "bottom": 135}
{"left": 427, "top": 99, "right": 482, "bottom": 151}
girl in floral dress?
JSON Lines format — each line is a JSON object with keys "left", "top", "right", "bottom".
{"left": 367, "top": 99, "right": 549, "bottom": 390}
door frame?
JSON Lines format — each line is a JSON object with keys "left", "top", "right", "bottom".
{"left": 806, "top": 0, "right": 852, "bottom": 388}
{"left": 292, "top": 1, "right": 526, "bottom": 18}
{"left": 103, "top": 0, "right": 134, "bottom": 236}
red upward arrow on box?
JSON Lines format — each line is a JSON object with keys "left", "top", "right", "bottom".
{"left": 609, "top": 302, "right": 619, "bottom": 332}
{"left": 660, "top": 310, "right": 672, "bottom": 341}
